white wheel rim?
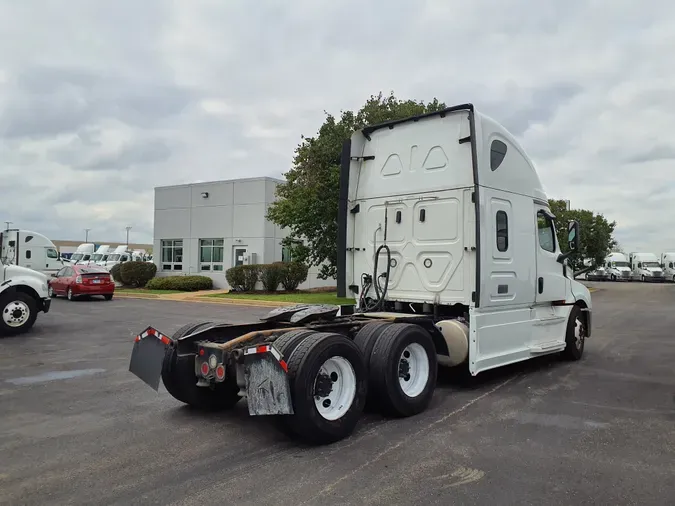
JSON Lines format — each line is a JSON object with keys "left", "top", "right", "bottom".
{"left": 2, "top": 300, "right": 30, "bottom": 327}
{"left": 398, "top": 343, "right": 430, "bottom": 397}
{"left": 313, "top": 356, "right": 356, "bottom": 421}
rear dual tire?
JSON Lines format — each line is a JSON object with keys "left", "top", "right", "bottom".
{"left": 358, "top": 323, "right": 438, "bottom": 417}
{"left": 162, "top": 322, "right": 241, "bottom": 411}
{"left": 282, "top": 332, "right": 368, "bottom": 445}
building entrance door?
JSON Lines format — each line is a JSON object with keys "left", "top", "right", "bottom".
{"left": 233, "top": 247, "right": 247, "bottom": 266}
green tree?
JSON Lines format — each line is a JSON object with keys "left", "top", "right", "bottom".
{"left": 267, "top": 92, "right": 447, "bottom": 279}
{"left": 548, "top": 199, "right": 617, "bottom": 272}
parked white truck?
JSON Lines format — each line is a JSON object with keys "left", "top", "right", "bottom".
{"left": 0, "top": 257, "right": 51, "bottom": 335}
{"left": 128, "top": 104, "right": 591, "bottom": 444}
{"left": 100, "top": 245, "right": 132, "bottom": 271}
{"left": 0, "top": 229, "right": 64, "bottom": 276}
{"left": 629, "top": 252, "right": 665, "bottom": 282}
{"left": 660, "top": 252, "right": 675, "bottom": 282}
{"left": 86, "top": 245, "right": 112, "bottom": 265}
{"left": 604, "top": 252, "right": 632, "bottom": 281}
{"left": 70, "top": 243, "right": 96, "bottom": 264}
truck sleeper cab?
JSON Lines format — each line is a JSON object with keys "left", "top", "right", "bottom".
{"left": 128, "top": 104, "right": 591, "bottom": 445}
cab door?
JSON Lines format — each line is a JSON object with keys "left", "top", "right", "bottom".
{"left": 534, "top": 205, "right": 568, "bottom": 303}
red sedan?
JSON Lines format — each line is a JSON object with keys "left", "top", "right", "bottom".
{"left": 48, "top": 264, "right": 115, "bottom": 301}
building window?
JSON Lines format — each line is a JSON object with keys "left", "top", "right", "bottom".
{"left": 490, "top": 140, "right": 508, "bottom": 171}
{"left": 199, "top": 239, "right": 224, "bottom": 271}
{"left": 282, "top": 246, "right": 293, "bottom": 263}
{"left": 496, "top": 211, "right": 508, "bottom": 252}
{"left": 537, "top": 211, "right": 556, "bottom": 253}
{"left": 161, "top": 239, "right": 183, "bottom": 271}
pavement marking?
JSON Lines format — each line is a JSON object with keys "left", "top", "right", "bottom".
{"left": 438, "top": 466, "right": 486, "bottom": 489}
{"left": 6, "top": 368, "right": 106, "bottom": 385}
{"left": 513, "top": 412, "right": 610, "bottom": 430}
{"left": 299, "top": 375, "right": 518, "bottom": 505}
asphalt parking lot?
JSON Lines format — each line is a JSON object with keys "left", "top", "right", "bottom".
{"left": 1, "top": 284, "right": 674, "bottom": 506}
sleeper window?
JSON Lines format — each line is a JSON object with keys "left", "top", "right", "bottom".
{"left": 496, "top": 211, "right": 508, "bottom": 252}
{"left": 490, "top": 140, "right": 508, "bottom": 171}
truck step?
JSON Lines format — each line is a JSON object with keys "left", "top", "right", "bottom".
{"left": 528, "top": 341, "right": 565, "bottom": 354}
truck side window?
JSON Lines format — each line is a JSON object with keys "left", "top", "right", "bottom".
{"left": 670, "top": 262, "right": 673, "bottom": 269}
{"left": 25, "top": 250, "right": 31, "bottom": 259}
{"left": 537, "top": 211, "right": 555, "bottom": 253}
{"left": 47, "top": 248, "right": 58, "bottom": 259}
{"left": 490, "top": 140, "right": 507, "bottom": 171}
{"left": 496, "top": 211, "right": 508, "bottom": 251}
{"left": 638, "top": 263, "right": 642, "bottom": 268}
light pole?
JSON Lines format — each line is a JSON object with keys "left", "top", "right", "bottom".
{"left": 84, "top": 228, "right": 91, "bottom": 242}
{"left": 125, "top": 226, "right": 132, "bottom": 247}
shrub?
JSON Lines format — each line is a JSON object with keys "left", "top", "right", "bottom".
{"left": 146, "top": 275, "right": 213, "bottom": 291}
{"left": 241, "top": 265, "right": 260, "bottom": 292}
{"left": 110, "top": 263, "right": 123, "bottom": 283}
{"left": 280, "top": 262, "right": 309, "bottom": 291}
{"left": 260, "top": 263, "right": 284, "bottom": 292}
{"left": 120, "top": 261, "right": 157, "bottom": 287}
{"left": 225, "top": 265, "right": 246, "bottom": 291}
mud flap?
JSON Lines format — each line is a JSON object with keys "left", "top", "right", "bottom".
{"left": 129, "top": 327, "right": 171, "bottom": 391}
{"left": 244, "top": 346, "right": 293, "bottom": 416}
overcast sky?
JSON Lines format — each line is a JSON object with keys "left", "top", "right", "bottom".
{"left": 1, "top": 0, "right": 673, "bottom": 253}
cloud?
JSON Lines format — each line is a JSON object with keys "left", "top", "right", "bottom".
{"left": 0, "top": 0, "right": 674, "bottom": 254}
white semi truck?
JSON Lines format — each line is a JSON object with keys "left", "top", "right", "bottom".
{"left": 85, "top": 245, "right": 112, "bottom": 265}
{"left": 604, "top": 252, "right": 632, "bottom": 281}
{"left": 100, "top": 245, "right": 132, "bottom": 271}
{"left": 128, "top": 104, "right": 592, "bottom": 444}
{"left": 660, "top": 252, "right": 675, "bottom": 282}
{"left": 629, "top": 252, "right": 665, "bottom": 282}
{"left": 70, "top": 243, "right": 96, "bottom": 264}
{"left": 0, "top": 229, "right": 64, "bottom": 276}
{"left": 0, "top": 256, "right": 51, "bottom": 336}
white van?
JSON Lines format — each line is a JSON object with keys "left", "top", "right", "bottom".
{"left": 604, "top": 252, "right": 632, "bottom": 281}
{"left": 629, "top": 252, "right": 665, "bottom": 282}
{"left": 660, "top": 252, "right": 675, "bottom": 282}
{"left": 70, "top": 243, "right": 96, "bottom": 264}
{"left": 0, "top": 229, "right": 64, "bottom": 276}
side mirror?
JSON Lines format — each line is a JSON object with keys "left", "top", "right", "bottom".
{"left": 557, "top": 220, "right": 581, "bottom": 264}
{"left": 567, "top": 220, "right": 580, "bottom": 251}
{"left": 50, "top": 273, "right": 57, "bottom": 278}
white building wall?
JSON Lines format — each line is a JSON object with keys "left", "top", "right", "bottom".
{"left": 153, "top": 177, "right": 335, "bottom": 290}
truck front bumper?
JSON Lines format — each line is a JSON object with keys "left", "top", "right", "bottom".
{"left": 41, "top": 297, "right": 51, "bottom": 314}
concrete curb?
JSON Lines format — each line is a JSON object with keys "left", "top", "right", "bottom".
{"left": 114, "top": 292, "right": 160, "bottom": 299}
{"left": 195, "top": 296, "right": 290, "bottom": 307}
{"left": 112, "top": 291, "right": 289, "bottom": 307}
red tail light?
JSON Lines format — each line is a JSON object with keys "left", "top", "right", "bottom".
{"left": 200, "top": 362, "right": 210, "bottom": 377}
{"left": 215, "top": 365, "right": 225, "bottom": 380}
{"left": 75, "top": 275, "right": 82, "bottom": 284}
